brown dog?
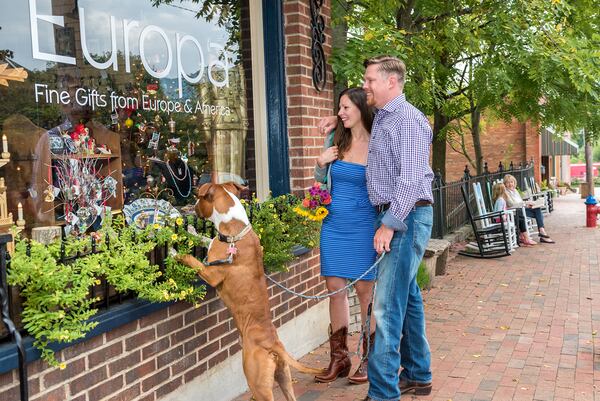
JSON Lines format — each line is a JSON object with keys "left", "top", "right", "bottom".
{"left": 176, "top": 182, "right": 324, "bottom": 401}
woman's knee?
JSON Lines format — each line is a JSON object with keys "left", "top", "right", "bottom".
{"left": 354, "top": 282, "right": 375, "bottom": 304}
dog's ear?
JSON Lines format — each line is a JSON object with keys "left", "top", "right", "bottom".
{"left": 221, "top": 181, "right": 247, "bottom": 197}
{"left": 196, "top": 183, "right": 215, "bottom": 199}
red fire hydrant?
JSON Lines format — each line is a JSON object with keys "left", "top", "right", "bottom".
{"left": 585, "top": 195, "right": 600, "bottom": 228}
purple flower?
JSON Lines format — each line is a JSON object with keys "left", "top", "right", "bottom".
{"left": 309, "top": 199, "right": 318, "bottom": 209}
{"left": 309, "top": 187, "right": 319, "bottom": 196}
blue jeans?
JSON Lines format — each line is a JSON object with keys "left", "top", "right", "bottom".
{"left": 367, "top": 206, "right": 433, "bottom": 401}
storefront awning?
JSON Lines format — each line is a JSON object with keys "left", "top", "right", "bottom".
{"left": 541, "top": 128, "right": 579, "bottom": 156}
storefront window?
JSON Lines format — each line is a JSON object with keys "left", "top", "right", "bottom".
{"left": 0, "top": 0, "right": 255, "bottom": 235}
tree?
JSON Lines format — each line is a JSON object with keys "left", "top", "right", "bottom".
{"left": 330, "top": 0, "right": 600, "bottom": 180}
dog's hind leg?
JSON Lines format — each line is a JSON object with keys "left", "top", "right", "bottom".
{"left": 243, "top": 348, "right": 277, "bottom": 401}
{"left": 274, "top": 360, "right": 296, "bottom": 401}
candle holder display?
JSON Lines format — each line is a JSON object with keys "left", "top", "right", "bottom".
{"left": 0, "top": 177, "right": 14, "bottom": 227}
{"left": 0, "top": 136, "right": 21, "bottom": 253}
{"left": 0, "top": 134, "right": 10, "bottom": 165}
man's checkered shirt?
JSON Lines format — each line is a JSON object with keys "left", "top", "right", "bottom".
{"left": 366, "top": 94, "right": 434, "bottom": 229}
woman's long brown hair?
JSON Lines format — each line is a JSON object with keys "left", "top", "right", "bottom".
{"left": 333, "top": 88, "right": 374, "bottom": 160}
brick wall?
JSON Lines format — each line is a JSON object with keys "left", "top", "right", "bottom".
{"left": 0, "top": 1, "right": 333, "bottom": 400}
{"left": 446, "top": 117, "right": 541, "bottom": 181}
{"left": 284, "top": 0, "right": 335, "bottom": 195}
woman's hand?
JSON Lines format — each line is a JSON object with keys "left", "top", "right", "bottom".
{"left": 317, "top": 116, "right": 338, "bottom": 134}
{"left": 317, "top": 146, "right": 338, "bottom": 168}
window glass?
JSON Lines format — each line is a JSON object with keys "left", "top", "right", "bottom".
{"left": 0, "top": 0, "right": 255, "bottom": 235}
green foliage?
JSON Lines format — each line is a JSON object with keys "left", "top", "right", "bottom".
{"left": 417, "top": 262, "right": 430, "bottom": 291}
{"left": 242, "top": 195, "right": 321, "bottom": 272}
{"left": 330, "top": 0, "right": 600, "bottom": 176}
{"left": 7, "top": 195, "right": 321, "bottom": 367}
{"left": 8, "top": 216, "right": 208, "bottom": 368}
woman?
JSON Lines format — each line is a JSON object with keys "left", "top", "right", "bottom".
{"left": 503, "top": 174, "right": 555, "bottom": 244}
{"left": 313, "top": 87, "right": 377, "bottom": 384}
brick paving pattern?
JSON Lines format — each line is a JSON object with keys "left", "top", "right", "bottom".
{"left": 235, "top": 192, "right": 599, "bottom": 401}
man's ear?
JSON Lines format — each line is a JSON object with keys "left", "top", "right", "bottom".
{"left": 222, "top": 181, "right": 247, "bottom": 197}
{"left": 196, "top": 183, "right": 214, "bottom": 199}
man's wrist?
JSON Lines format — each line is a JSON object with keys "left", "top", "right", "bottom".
{"left": 381, "top": 211, "right": 408, "bottom": 233}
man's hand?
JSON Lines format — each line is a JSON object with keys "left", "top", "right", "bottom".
{"left": 318, "top": 116, "right": 338, "bottom": 134}
{"left": 374, "top": 224, "right": 394, "bottom": 254}
{"left": 317, "top": 146, "right": 338, "bottom": 167}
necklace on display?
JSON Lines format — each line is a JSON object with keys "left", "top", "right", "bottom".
{"left": 164, "top": 160, "right": 191, "bottom": 198}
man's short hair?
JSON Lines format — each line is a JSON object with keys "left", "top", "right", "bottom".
{"left": 363, "top": 55, "right": 406, "bottom": 85}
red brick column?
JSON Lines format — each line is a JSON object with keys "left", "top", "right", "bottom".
{"left": 284, "top": 0, "right": 335, "bottom": 195}
{"left": 524, "top": 121, "right": 542, "bottom": 182}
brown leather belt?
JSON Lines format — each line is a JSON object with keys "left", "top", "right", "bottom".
{"left": 375, "top": 200, "right": 432, "bottom": 213}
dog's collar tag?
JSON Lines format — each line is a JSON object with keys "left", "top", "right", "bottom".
{"left": 227, "top": 243, "right": 238, "bottom": 255}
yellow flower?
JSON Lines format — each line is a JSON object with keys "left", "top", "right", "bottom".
{"left": 59, "top": 363, "right": 66, "bottom": 370}
{"left": 188, "top": 240, "right": 194, "bottom": 246}
{"left": 315, "top": 207, "right": 328, "bottom": 217}
{"left": 176, "top": 217, "right": 184, "bottom": 226}
{"left": 94, "top": 279, "right": 101, "bottom": 285}
{"left": 180, "top": 290, "right": 187, "bottom": 298}
{"left": 171, "top": 234, "right": 178, "bottom": 241}
{"left": 153, "top": 223, "right": 160, "bottom": 230}
{"left": 240, "top": 198, "right": 246, "bottom": 204}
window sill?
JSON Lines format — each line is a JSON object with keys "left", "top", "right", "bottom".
{"left": 0, "top": 299, "right": 171, "bottom": 374}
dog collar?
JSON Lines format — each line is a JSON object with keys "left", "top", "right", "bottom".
{"left": 202, "top": 224, "right": 252, "bottom": 267}
{"left": 217, "top": 224, "right": 252, "bottom": 244}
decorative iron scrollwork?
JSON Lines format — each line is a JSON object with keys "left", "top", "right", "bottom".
{"left": 310, "top": 0, "right": 326, "bottom": 92}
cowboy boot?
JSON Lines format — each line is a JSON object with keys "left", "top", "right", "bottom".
{"left": 348, "top": 331, "right": 375, "bottom": 384}
{"left": 315, "top": 326, "right": 352, "bottom": 383}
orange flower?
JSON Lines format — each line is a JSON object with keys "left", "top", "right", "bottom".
{"left": 302, "top": 198, "right": 311, "bottom": 208}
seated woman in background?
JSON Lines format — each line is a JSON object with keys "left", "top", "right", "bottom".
{"left": 492, "top": 181, "right": 533, "bottom": 246}
{"left": 503, "top": 174, "right": 555, "bottom": 244}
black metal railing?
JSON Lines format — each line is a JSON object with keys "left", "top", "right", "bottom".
{"left": 431, "top": 160, "right": 535, "bottom": 239}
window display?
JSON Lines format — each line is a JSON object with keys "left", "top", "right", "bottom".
{"left": 0, "top": 0, "right": 255, "bottom": 236}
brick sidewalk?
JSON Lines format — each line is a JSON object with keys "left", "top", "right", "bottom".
{"left": 235, "top": 192, "right": 599, "bottom": 401}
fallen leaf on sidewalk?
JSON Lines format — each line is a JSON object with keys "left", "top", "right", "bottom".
{"left": 534, "top": 292, "right": 545, "bottom": 296}
{"left": 472, "top": 354, "right": 481, "bottom": 358}
{"left": 500, "top": 283, "right": 509, "bottom": 287}
{"left": 500, "top": 326, "right": 510, "bottom": 330}
{"left": 592, "top": 330, "right": 597, "bottom": 336}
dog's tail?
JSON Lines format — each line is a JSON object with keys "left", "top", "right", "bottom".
{"left": 273, "top": 343, "right": 327, "bottom": 375}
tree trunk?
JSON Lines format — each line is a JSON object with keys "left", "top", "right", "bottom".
{"left": 432, "top": 110, "right": 449, "bottom": 180}
{"left": 585, "top": 129, "right": 594, "bottom": 197}
{"left": 471, "top": 107, "right": 483, "bottom": 175}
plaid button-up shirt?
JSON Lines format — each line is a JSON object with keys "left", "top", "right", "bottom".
{"left": 366, "top": 94, "right": 434, "bottom": 231}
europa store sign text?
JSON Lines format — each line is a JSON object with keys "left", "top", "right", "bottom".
{"left": 28, "top": 0, "right": 231, "bottom": 99}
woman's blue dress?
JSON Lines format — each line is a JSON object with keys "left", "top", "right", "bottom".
{"left": 320, "top": 160, "right": 377, "bottom": 280}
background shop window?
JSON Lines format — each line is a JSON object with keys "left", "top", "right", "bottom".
{"left": 0, "top": 0, "right": 257, "bottom": 235}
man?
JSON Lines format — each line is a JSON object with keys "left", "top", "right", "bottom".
{"left": 319, "top": 55, "right": 434, "bottom": 401}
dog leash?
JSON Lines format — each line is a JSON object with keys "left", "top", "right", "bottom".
{"left": 264, "top": 251, "right": 386, "bottom": 300}
{"left": 265, "top": 252, "right": 385, "bottom": 360}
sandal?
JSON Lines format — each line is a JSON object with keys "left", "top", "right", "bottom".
{"left": 538, "top": 233, "right": 550, "bottom": 239}
{"left": 539, "top": 237, "right": 555, "bottom": 244}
